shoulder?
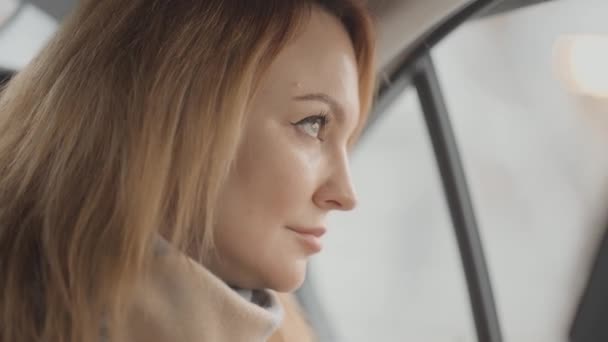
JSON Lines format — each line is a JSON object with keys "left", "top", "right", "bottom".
{"left": 115, "top": 241, "right": 212, "bottom": 342}
{"left": 115, "top": 238, "right": 283, "bottom": 342}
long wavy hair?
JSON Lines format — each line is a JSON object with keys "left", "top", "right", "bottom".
{"left": 0, "top": 1, "right": 375, "bottom": 341}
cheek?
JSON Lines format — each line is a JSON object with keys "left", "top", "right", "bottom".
{"left": 212, "top": 125, "right": 324, "bottom": 289}
{"left": 233, "top": 130, "right": 319, "bottom": 214}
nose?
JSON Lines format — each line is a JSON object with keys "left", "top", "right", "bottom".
{"left": 313, "top": 153, "right": 358, "bottom": 211}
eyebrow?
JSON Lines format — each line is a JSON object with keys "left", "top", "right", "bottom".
{"left": 293, "top": 93, "right": 345, "bottom": 121}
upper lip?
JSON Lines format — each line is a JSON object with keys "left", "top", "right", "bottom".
{"left": 287, "top": 226, "right": 327, "bottom": 237}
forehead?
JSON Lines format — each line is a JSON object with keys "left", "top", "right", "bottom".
{"left": 255, "top": 8, "right": 360, "bottom": 119}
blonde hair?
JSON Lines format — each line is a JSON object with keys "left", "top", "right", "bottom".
{"left": 0, "top": 1, "right": 375, "bottom": 341}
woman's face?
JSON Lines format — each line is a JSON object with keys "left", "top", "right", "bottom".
{"left": 211, "top": 8, "right": 361, "bottom": 292}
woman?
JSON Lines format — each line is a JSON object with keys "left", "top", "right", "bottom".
{"left": 0, "top": 0, "right": 375, "bottom": 341}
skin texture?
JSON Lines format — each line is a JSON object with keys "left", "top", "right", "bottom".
{"left": 208, "top": 7, "right": 361, "bottom": 292}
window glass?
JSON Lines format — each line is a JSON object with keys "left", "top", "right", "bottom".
{"left": 0, "top": 3, "right": 57, "bottom": 70}
{"left": 433, "top": 1, "right": 608, "bottom": 341}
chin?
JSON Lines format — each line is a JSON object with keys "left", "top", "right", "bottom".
{"left": 265, "top": 259, "right": 308, "bottom": 293}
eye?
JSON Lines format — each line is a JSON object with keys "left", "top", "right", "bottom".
{"left": 292, "top": 113, "right": 330, "bottom": 141}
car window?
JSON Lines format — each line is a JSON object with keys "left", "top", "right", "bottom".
{"left": 433, "top": 1, "right": 608, "bottom": 341}
{"left": 0, "top": 3, "right": 57, "bottom": 70}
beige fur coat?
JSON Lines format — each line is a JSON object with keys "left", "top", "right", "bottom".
{"left": 114, "top": 239, "right": 284, "bottom": 342}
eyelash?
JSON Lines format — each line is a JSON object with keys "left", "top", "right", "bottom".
{"left": 292, "top": 112, "right": 330, "bottom": 141}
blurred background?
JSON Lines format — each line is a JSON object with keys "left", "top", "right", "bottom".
{"left": 1, "top": 0, "right": 607, "bottom": 341}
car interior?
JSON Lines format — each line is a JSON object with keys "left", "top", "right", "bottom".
{"left": 1, "top": 1, "right": 607, "bottom": 341}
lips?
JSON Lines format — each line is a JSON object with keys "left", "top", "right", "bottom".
{"left": 286, "top": 226, "right": 326, "bottom": 237}
{"left": 286, "top": 226, "right": 326, "bottom": 253}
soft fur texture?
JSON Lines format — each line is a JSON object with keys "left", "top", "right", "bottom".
{"left": 114, "top": 238, "right": 284, "bottom": 342}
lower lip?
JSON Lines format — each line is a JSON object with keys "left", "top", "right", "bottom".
{"left": 289, "top": 230, "right": 323, "bottom": 253}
